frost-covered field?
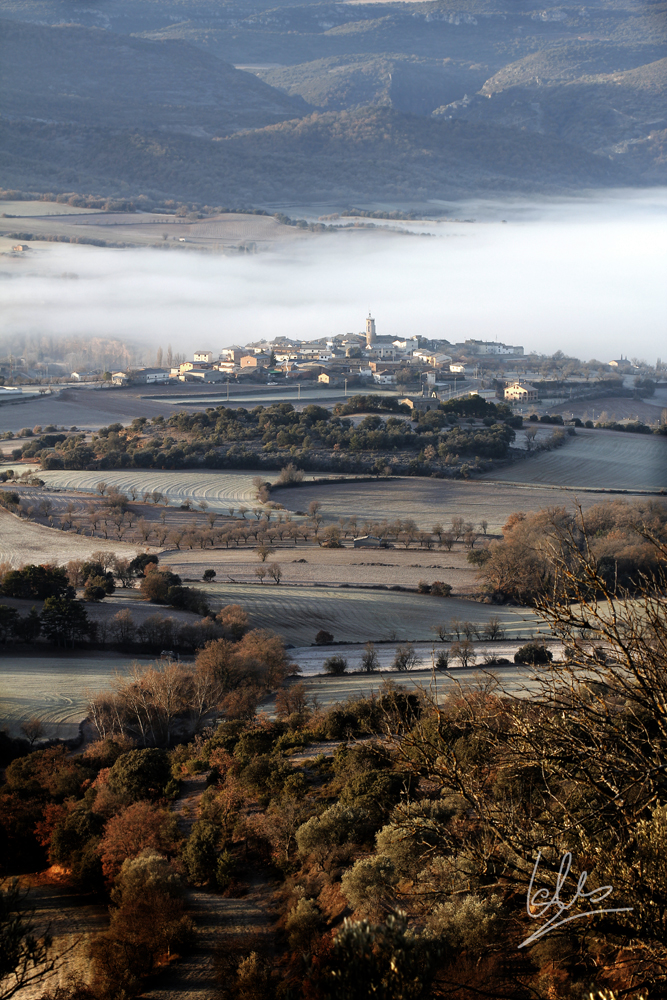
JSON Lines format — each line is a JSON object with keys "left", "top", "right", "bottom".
{"left": 0, "top": 652, "right": 154, "bottom": 739}
{"left": 276, "top": 661, "right": 553, "bottom": 712}
{"left": 0, "top": 508, "right": 142, "bottom": 568}
{"left": 274, "top": 478, "right": 599, "bottom": 534}
{"left": 483, "top": 428, "right": 667, "bottom": 491}
{"left": 201, "top": 582, "right": 538, "bottom": 646}
{"left": 39, "top": 468, "right": 270, "bottom": 510}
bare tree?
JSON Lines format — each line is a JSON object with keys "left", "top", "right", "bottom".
{"left": 449, "top": 638, "right": 476, "bottom": 667}
{"left": 20, "top": 717, "right": 44, "bottom": 747}
{"left": 450, "top": 516, "right": 465, "bottom": 541}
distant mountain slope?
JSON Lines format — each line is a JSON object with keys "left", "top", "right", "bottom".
{"left": 1, "top": 1, "right": 665, "bottom": 203}
{"left": 254, "top": 55, "right": 490, "bottom": 115}
{"left": 0, "top": 20, "right": 309, "bottom": 135}
{"left": 480, "top": 41, "right": 667, "bottom": 92}
{"left": 434, "top": 55, "right": 667, "bottom": 171}
{"left": 0, "top": 107, "right": 626, "bottom": 207}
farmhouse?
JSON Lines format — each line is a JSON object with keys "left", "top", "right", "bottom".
{"left": 193, "top": 350, "right": 213, "bottom": 363}
{"left": 400, "top": 396, "right": 436, "bottom": 412}
{"left": 504, "top": 381, "right": 538, "bottom": 402}
{"left": 353, "top": 535, "right": 386, "bottom": 548}
{"left": 608, "top": 356, "right": 634, "bottom": 371}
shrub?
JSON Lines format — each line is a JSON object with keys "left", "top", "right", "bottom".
{"left": 140, "top": 567, "right": 181, "bottom": 603}
{"left": 203, "top": 569, "right": 216, "bottom": 582}
{"left": 434, "top": 649, "right": 449, "bottom": 670}
{"left": 286, "top": 897, "right": 323, "bottom": 952}
{"left": 430, "top": 581, "right": 452, "bottom": 597}
{"left": 324, "top": 655, "right": 348, "bottom": 676}
{"left": 83, "top": 575, "right": 109, "bottom": 602}
{"left": 295, "top": 803, "right": 369, "bottom": 861}
{"left": 97, "top": 801, "right": 181, "bottom": 881}
{"left": 40, "top": 597, "right": 92, "bottom": 646}
{"left": 182, "top": 819, "right": 220, "bottom": 885}
{"left": 340, "top": 854, "right": 397, "bottom": 917}
{"left": 417, "top": 580, "right": 430, "bottom": 594}
{"left": 2, "top": 564, "right": 69, "bottom": 600}
{"left": 315, "top": 629, "right": 334, "bottom": 645}
{"left": 514, "top": 641, "right": 553, "bottom": 665}
{"left": 107, "top": 748, "right": 172, "bottom": 802}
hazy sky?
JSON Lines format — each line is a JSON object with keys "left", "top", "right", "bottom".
{"left": 1, "top": 189, "right": 665, "bottom": 361}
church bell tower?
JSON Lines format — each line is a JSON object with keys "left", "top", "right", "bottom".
{"left": 365, "top": 313, "right": 376, "bottom": 348}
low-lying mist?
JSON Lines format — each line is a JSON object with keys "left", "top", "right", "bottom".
{"left": 1, "top": 189, "right": 665, "bottom": 362}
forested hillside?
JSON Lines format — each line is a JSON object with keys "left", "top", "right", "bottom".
{"left": 1, "top": 0, "right": 665, "bottom": 206}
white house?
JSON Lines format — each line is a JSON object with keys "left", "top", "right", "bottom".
{"left": 373, "top": 370, "right": 397, "bottom": 385}
{"left": 193, "top": 351, "right": 213, "bottom": 363}
{"left": 504, "top": 381, "right": 538, "bottom": 402}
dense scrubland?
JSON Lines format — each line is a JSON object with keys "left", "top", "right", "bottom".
{"left": 6, "top": 396, "right": 527, "bottom": 479}
{"left": 2, "top": 512, "right": 667, "bottom": 999}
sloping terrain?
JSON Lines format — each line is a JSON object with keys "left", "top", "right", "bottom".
{"left": 434, "top": 49, "right": 667, "bottom": 178}
{"left": 1, "top": 0, "right": 666, "bottom": 203}
{"left": 0, "top": 20, "right": 308, "bottom": 136}
{"left": 0, "top": 106, "right": 625, "bottom": 206}
{"left": 254, "top": 55, "right": 490, "bottom": 114}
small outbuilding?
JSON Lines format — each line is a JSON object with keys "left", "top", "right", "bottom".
{"left": 353, "top": 535, "right": 385, "bottom": 548}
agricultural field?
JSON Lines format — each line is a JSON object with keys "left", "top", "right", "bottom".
{"left": 274, "top": 477, "right": 602, "bottom": 534}
{"left": 0, "top": 209, "right": 319, "bottom": 252}
{"left": 483, "top": 427, "right": 667, "bottom": 491}
{"left": 38, "top": 468, "right": 269, "bottom": 511}
{"left": 0, "top": 200, "right": 101, "bottom": 216}
{"left": 0, "top": 385, "right": 194, "bottom": 434}
{"left": 272, "top": 659, "right": 553, "bottom": 713}
{"left": 166, "top": 547, "right": 479, "bottom": 594}
{"left": 550, "top": 396, "right": 667, "bottom": 425}
{"left": 0, "top": 651, "right": 154, "bottom": 740}
{"left": 0, "top": 507, "right": 142, "bottom": 567}
{"left": 198, "top": 582, "right": 538, "bottom": 646}
{"left": 289, "top": 639, "right": 555, "bottom": 677}
{"left": 0, "top": 628, "right": 542, "bottom": 740}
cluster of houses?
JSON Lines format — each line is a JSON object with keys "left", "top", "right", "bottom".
{"left": 109, "top": 316, "right": 525, "bottom": 388}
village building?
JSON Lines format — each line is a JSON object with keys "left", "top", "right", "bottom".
{"left": 504, "top": 381, "right": 538, "bottom": 402}
{"left": 400, "top": 396, "right": 436, "bottom": 412}
{"left": 608, "top": 356, "right": 634, "bottom": 371}
{"left": 240, "top": 354, "right": 270, "bottom": 368}
{"left": 372, "top": 369, "right": 397, "bottom": 385}
{"left": 464, "top": 339, "right": 524, "bottom": 356}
